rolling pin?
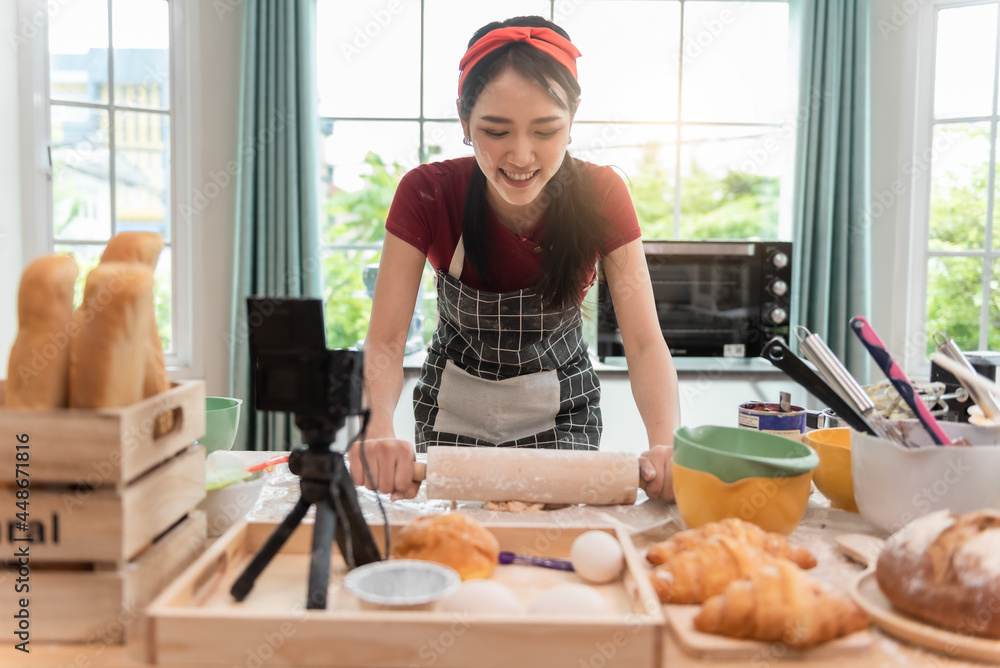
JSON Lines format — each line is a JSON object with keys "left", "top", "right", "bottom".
{"left": 411, "top": 446, "right": 647, "bottom": 505}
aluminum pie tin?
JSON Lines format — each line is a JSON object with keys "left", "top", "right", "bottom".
{"left": 343, "top": 559, "right": 461, "bottom": 607}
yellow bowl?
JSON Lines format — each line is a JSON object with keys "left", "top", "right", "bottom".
{"left": 672, "top": 461, "right": 812, "bottom": 535}
{"left": 804, "top": 427, "right": 857, "bottom": 513}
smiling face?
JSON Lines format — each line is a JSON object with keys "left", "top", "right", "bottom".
{"left": 461, "top": 68, "right": 574, "bottom": 229}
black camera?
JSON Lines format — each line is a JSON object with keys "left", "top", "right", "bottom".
{"left": 234, "top": 297, "right": 381, "bottom": 610}
{"left": 247, "top": 298, "right": 363, "bottom": 431}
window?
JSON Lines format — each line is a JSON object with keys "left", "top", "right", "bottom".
{"left": 27, "top": 0, "right": 192, "bottom": 370}
{"left": 316, "top": 0, "right": 796, "bottom": 350}
{"left": 915, "top": 1, "right": 1000, "bottom": 357}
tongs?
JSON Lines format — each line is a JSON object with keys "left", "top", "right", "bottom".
{"left": 795, "top": 326, "right": 910, "bottom": 447}
{"left": 933, "top": 332, "right": 1000, "bottom": 420}
{"left": 761, "top": 336, "right": 875, "bottom": 435}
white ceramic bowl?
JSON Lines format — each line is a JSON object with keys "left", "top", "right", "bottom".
{"left": 851, "top": 420, "right": 1000, "bottom": 534}
{"left": 198, "top": 451, "right": 268, "bottom": 537}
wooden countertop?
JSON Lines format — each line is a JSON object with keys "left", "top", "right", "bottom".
{"left": 4, "top": 451, "right": 993, "bottom": 667}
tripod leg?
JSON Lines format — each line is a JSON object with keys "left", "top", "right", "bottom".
{"left": 333, "top": 464, "right": 382, "bottom": 567}
{"left": 307, "top": 498, "right": 336, "bottom": 610}
{"left": 231, "top": 497, "right": 311, "bottom": 602}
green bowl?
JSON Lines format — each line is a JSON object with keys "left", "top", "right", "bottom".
{"left": 197, "top": 397, "right": 243, "bottom": 454}
{"left": 673, "top": 425, "right": 819, "bottom": 484}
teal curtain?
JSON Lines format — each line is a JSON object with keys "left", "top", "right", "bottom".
{"left": 791, "top": 0, "right": 871, "bottom": 381}
{"left": 229, "top": 0, "right": 322, "bottom": 450}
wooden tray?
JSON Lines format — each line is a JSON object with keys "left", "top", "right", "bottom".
{"left": 0, "top": 444, "right": 205, "bottom": 563}
{"left": 0, "top": 510, "right": 207, "bottom": 643}
{"left": 0, "top": 379, "right": 205, "bottom": 486}
{"left": 852, "top": 570, "right": 1000, "bottom": 664}
{"left": 663, "top": 604, "right": 872, "bottom": 660}
{"left": 147, "top": 521, "right": 665, "bottom": 667}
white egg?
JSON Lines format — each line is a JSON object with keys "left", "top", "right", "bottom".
{"left": 570, "top": 531, "right": 625, "bottom": 584}
{"left": 437, "top": 579, "right": 521, "bottom": 614}
{"left": 527, "top": 583, "right": 609, "bottom": 616}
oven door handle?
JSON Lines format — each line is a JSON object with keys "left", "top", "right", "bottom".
{"left": 761, "top": 336, "right": 876, "bottom": 435}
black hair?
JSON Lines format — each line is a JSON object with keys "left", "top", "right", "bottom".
{"left": 458, "top": 15, "right": 608, "bottom": 312}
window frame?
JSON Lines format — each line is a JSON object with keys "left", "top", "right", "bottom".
{"left": 906, "top": 0, "right": 1000, "bottom": 374}
{"left": 18, "top": 0, "right": 200, "bottom": 378}
{"left": 317, "top": 0, "right": 797, "bottom": 244}
{"left": 316, "top": 0, "right": 798, "bottom": 355}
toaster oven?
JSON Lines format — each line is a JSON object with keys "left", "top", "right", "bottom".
{"left": 597, "top": 240, "right": 793, "bottom": 358}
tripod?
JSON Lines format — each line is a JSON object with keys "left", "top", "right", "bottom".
{"left": 230, "top": 418, "right": 382, "bottom": 609}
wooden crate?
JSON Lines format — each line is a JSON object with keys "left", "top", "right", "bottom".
{"left": 0, "top": 510, "right": 208, "bottom": 643}
{"left": 147, "top": 521, "right": 665, "bottom": 668}
{"left": 0, "top": 444, "right": 206, "bottom": 563}
{"left": 0, "top": 379, "right": 206, "bottom": 486}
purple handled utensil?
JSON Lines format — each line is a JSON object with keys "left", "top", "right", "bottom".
{"left": 498, "top": 551, "right": 575, "bottom": 571}
{"left": 849, "top": 316, "right": 952, "bottom": 446}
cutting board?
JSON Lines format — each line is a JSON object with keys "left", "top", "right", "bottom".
{"left": 851, "top": 571, "right": 1000, "bottom": 664}
{"left": 663, "top": 604, "right": 873, "bottom": 660}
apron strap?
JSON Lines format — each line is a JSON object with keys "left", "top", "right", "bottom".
{"left": 448, "top": 235, "right": 466, "bottom": 279}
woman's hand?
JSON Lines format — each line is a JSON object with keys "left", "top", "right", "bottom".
{"left": 639, "top": 444, "right": 675, "bottom": 502}
{"left": 348, "top": 436, "right": 422, "bottom": 501}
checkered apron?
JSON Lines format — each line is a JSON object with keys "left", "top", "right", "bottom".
{"left": 413, "top": 236, "right": 602, "bottom": 451}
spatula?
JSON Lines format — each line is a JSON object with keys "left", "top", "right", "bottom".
{"left": 849, "top": 316, "right": 951, "bottom": 446}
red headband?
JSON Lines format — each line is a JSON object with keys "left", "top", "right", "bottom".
{"left": 458, "top": 26, "right": 582, "bottom": 96}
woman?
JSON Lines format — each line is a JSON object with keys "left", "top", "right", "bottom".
{"left": 348, "top": 16, "right": 680, "bottom": 501}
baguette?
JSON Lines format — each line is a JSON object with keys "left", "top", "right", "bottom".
{"left": 68, "top": 263, "right": 154, "bottom": 410}
{"left": 5, "top": 255, "right": 79, "bottom": 408}
{"left": 100, "top": 232, "right": 172, "bottom": 434}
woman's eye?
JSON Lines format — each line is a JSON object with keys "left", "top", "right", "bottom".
{"left": 483, "top": 130, "right": 507, "bottom": 138}
{"left": 536, "top": 130, "right": 558, "bottom": 138}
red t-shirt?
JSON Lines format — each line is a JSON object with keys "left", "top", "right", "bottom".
{"left": 385, "top": 156, "right": 641, "bottom": 294}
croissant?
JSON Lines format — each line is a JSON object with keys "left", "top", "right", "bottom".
{"left": 649, "top": 535, "right": 781, "bottom": 604}
{"left": 694, "top": 559, "right": 870, "bottom": 648}
{"left": 647, "top": 518, "right": 817, "bottom": 569}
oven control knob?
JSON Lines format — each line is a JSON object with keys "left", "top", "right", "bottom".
{"left": 771, "top": 251, "right": 789, "bottom": 269}
{"left": 770, "top": 307, "right": 788, "bottom": 325}
{"left": 770, "top": 279, "right": 788, "bottom": 297}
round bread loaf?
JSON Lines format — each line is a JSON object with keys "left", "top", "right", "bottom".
{"left": 875, "top": 509, "right": 1000, "bottom": 638}
{"left": 391, "top": 513, "right": 499, "bottom": 580}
